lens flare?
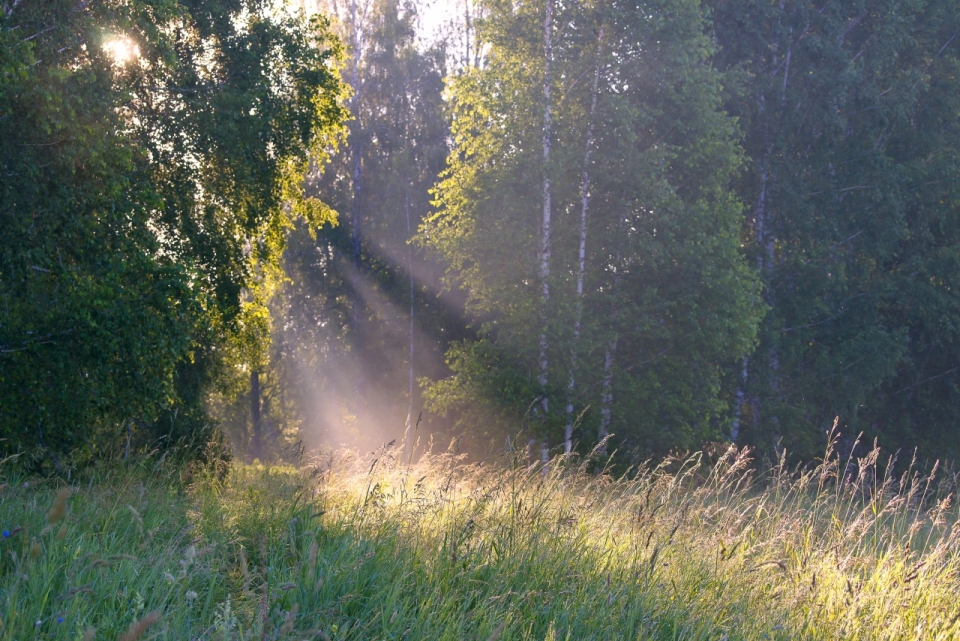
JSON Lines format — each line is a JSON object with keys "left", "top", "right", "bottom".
{"left": 103, "top": 37, "right": 139, "bottom": 65}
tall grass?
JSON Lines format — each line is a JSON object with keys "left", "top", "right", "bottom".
{"left": 1, "top": 433, "right": 958, "bottom": 639}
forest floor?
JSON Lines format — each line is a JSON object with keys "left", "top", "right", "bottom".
{"left": 1, "top": 441, "right": 959, "bottom": 640}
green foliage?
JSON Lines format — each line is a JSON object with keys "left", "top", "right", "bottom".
{"left": 6, "top": 0, "right": 960, "bottom": 472}
{"left": 422, "top": 0, "right": 764, "bottom": 455}
{"left": 239, "top": 0, "right": 457, "bottom": 453}
{"left": 0, "top": 0, "right": 346, "bottom": 464}
{"left": 422, "top": 339, "right": 540, "bottom": 451}
{"left": 711, "top": 0, "right": 960, "bottom": 461}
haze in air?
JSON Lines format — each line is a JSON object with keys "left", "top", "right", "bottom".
{"left": 203, "top": 0, "right": 960, "bottom": 473}
{"left": 3, "top": 0, "right": 960, "bottom": 636}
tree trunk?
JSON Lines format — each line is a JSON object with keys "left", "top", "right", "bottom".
{"left": 348, "top": 0, "right": 365, "bottom": 409}
{"left": 404, "top": 187, "right": 415, "bottom": 458}
{"left": 564, "top": 27, "right": 604, "bottom": 454}
{"left": 598, "top": 212, "right": 624, "bottom": 455}
{"left": 730, "top": 356, "right": 748, "bottom": 443}
{"left": 753, "top": 9, "right": 791, "bottom": 449}
{"left": 349, "top": 0, "right": 362, "bottom": 268}
{"left": 464, "top": 0, "right": 471, "bottom": 69}
{"left": 250, "top": 369, "right": 262, "bottom": 461}
{"left": 754, "top": 135, "right": 780, "bottom": 443}
{"left": 598, "top": 336, "right": 617, "bottom": 451}
{"left": 537, "top": 0, "right": 553, "bottom": 415}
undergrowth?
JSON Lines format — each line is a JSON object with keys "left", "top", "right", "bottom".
{"left": 1, "top": 432, "right": 959, "bottom": 640}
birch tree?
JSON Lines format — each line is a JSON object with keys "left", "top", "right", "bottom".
{"left": 422, "top": 0, "right": 762, "bottom": 457}
{"left": 564, "top": 26, "right": 604, "bottom": 454}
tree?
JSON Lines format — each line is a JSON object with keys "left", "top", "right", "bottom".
{"left": 711, "top": 0, "right": 960, "bottom": 461}
{"left": 0, "top": 0, "right": 346, "bottom": 466}
{"left": 247, "top": 0, "right": 454, "bottom": 454}
{"left": 421, "top": 0, "right": 763, "bottom": 457}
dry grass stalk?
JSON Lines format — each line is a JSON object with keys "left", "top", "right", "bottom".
{"left": 119, "top": 611, "right": 160, "bottom": 641}
{"left": 127, "top": 505, "right": 144, "bottom": 535}
{"left": 279, "top": 602, "right": 299, "bottom": 635}
{"left": 46, "top": 487, "right": 69, "bottom": 525}
{"left": 485, "top": 620, "right": 506, "bottom": 641}
{"left": 306, "top": 540, "right": 318, "bottom": 583}
{"left": 239, "top": 547, "right": 252, "bottom": 597}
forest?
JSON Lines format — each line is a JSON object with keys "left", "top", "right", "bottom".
{"left": 5, "top": 1, "right": 960, "bottom": 637}
{"left": 3, "top": 0, "right": 960, "bottom": 470}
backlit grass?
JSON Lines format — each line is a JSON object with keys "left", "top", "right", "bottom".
{"left": 1, "top": 434, "right": 959, "bottom": 639}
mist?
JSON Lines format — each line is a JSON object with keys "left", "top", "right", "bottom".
{"left": 210, "top": 0, "right": 960, "bottom": 469}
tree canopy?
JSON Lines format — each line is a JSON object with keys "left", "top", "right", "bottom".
{"left": 0, "top": 0, "right": 345, "bottom": 466}
{"left": 4, "top": 0, "right": 960, "bottom": 468}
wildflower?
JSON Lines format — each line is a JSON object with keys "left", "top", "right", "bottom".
{"left": 2, "top": 531, "right": 9, "bottom": 538}
{"left": 57, "top": 617, "right": 63, "bottom": 624}
{"left": 186, "top": 590, "right": 198, "bottom": 601}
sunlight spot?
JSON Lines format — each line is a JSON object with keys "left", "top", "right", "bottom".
{"left": 103, "top": 36, "right": 139, "bottom": 66}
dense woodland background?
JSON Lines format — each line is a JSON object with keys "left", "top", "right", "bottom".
{"left": 2, "top": 0, "right": 960, "bottom": 471}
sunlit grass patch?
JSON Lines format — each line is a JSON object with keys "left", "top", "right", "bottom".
{"left": 1, "top": 436, "right": 959, "bottom": 639}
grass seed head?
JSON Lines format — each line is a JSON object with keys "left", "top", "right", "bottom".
{"left": 239, "top": 547, "right": 252, "bottom": 596}
{"left": 127, "top": 505, "right": 144, "bottom": 535}
{"left": 306, "top": 540, "right": 318, "bottom": 582}
{"left": 46, "top": 487, "right": 69, "bottom": 525}
{"left": 486, "top": 620, "right": 506, "bottom": 641}
{"left": 119, "top": 611, "right": 160, "bottom": 641}
{"left": 279, "top": 603, "right": 299, "bottom": 635}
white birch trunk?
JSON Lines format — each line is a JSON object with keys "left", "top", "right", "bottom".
{"left": 564, "top": 27, "right": 604, "bottom": 454}
{"left": 403, "top": 187, "right": 415, "bottom": 457}
{"left": 349, "top": 7, "right": 362, "bottom": 271}
{"left": 347, "top": 0, "right": 365, "bottom": 403}
{"left": 598, "top": 336, "right": 617, "bottom": 450}
{"left": 537, "top": 0, "right": 553, "bottom": 415}
{"left": 598, "top": 214, "right": 624, "bottom": 454}
{"left": 464, "top": 0, "right": 471, "bottom": 69}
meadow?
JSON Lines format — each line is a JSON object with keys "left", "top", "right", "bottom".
{"left": 2, "top": 435, "right": 959, "bottom": 640}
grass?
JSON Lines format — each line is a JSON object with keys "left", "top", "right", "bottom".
{"left": 1, "top": 434, "right": 959, "bottom": 640}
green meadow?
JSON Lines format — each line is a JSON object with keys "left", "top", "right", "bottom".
{"left": 2, "top": 438, "right": 959, "bottom": 640}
